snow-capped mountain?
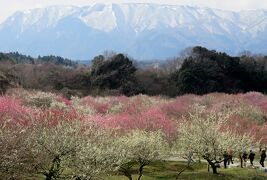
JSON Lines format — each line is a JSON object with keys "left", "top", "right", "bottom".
{"left": 0, "top": 3, "right": 267, "bottom": 60}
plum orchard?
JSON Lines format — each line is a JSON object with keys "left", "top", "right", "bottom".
{"left": 0, "top": 120, "right": 168, "bottom": 179}
{"left": 0, "top": 90, "right": 266, "bottom": 179}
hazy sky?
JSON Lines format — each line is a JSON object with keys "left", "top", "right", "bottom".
{"left": 0, "top": 0, "right": 267, "bottom": 23}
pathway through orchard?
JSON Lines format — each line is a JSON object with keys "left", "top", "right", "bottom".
{"left": 225, "top": 161, "right": 267, "bottom": 173}
{"left": 166, "top": 156, "right": 267, "bottom": 173}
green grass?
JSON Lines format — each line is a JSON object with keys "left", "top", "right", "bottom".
{"left": 104, "top": 161, "right": 267, "bottom": 180}
{"left": 7, "top": 161, "right": 266, "bottom": 180}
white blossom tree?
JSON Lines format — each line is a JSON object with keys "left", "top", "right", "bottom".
{"left": 0, "top": 121, "right": 34, "bottom": 179}
{"left": 28, "top": 120, "right": 118, "bottom": 180}
{"left": 174, "top": 104, "right": 255, "bottom": 174}
{"left": 230, "top": 133, "right": 256, "bottom": 168}
{"left": 70, "top": 123, "right": 119, "bottom": 180}
{"left": 114, "top": 130, "right": 168, "bottom": 180}
{"left": 28, "top": 120, "right": 84, "bottom": 179}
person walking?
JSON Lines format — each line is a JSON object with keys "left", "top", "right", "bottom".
{"left": 248, "top": 150, "right": 255, "bottom": 166}
{"left": 242, "top": 151, "right": 248, "bottom": 167}
{"left": 223, "top": 151, "right": 229, "bottom": 169}
{"left": 260, "top": 150, "right": 266, "bottom": 167}
{"left": 228, "top": 149, "right": 234, "bottom": 165}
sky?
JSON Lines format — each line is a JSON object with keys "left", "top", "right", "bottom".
{"left": 0, "top": 0, "right": 267, "bottom": 23}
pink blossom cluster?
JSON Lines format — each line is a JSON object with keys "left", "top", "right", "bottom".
{"left": 1, "top": 90, "right": 267, "bottom": 144}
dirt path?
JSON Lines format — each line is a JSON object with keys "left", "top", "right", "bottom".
{"left": 166, "top": 156, "right": 267, "bottom": 173}
{"left": 222, "top": 161, "right": 267, "bottom": 173}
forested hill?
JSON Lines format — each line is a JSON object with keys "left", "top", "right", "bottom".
{"left": 0, "top": 52, "right": 77, "bottom": 67}
{"left": 1, "top": 46, "right": 267, "bottom": 98}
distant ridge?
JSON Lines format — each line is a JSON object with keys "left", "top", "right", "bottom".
{"left": 0, "top": 52, "right": 77, "bottom": 67}
{"left": 0, "top": 3, "right": 266, "bottom": 60}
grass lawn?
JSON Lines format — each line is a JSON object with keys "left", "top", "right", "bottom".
{"left": 9, "top": 160, "right": 266, "bottom": 179}
{"left": 104, "top": 161, "right": 267, "bottom": 180}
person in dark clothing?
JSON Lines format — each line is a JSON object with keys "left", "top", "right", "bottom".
{"left": 260, "top": 150, "right": 266, "bottom": 167}
{"left": 223, "top": 151, "right": 229, "bottom": 168}
{"left": 228, "top": 150, "right": 234, "bottom": 165}
{"left": 248, "top": 150, "right": 255, "bottom": 166}
{"left": 242, "top": 151, "right": 248, "bottom": 167}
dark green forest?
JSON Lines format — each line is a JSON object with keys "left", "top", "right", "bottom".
{"left": 1, "top": 46, "right": 267, "bottom": 97}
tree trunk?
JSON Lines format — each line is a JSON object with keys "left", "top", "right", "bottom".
{"left": 187, "top": 159, "right": 191, "bottom": 168}
{"left": 239, "top": 154, "right": 243, "bottom": 168}
{"left": 211, "top": 164, "right": 218, "bottom": 174}
{"left": 198, "top": 156, "right": 201, "bottom": 164}
{"left": 120, "top": 166, "right": 133, "bottom": 180}
{"left": 126, "top": 175, "right": 132, "bottom": 180}
{"left": 122, "top": 171, "right": 132, "bottom": 180}
{"left": 138, "top": 163, "right": 146, "bottom": 180}
{"left": 45, "top": 173, "right": 53, "bottom": 180}
{"left": 175, "top": 167, "right": 187, "bottom": 180}
{"left": 45, "top": 156, "right": 61, "bottom": 180}
{"left": 205, "top": 159, "right": 218, "bottom": 174}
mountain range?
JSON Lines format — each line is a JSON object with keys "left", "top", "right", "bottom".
{"left": 0, "top": 3, "right": 266, "bottom": 60}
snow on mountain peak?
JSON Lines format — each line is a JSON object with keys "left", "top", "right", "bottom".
{"left": 79, "top": 4, "right": 117, "bottom": 32}
{"left": 3, "top": 3, "right": 267, "bottom": 34}
{"left": 0, "top": 3, "right": 266, "bottom": 60}
{"left": 3, "top": 6, "right": 78, "bottom": 32}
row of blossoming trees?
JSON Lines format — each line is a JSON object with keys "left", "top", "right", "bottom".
{"left": 1, "top": 89, "right": 267, "bottom": 179}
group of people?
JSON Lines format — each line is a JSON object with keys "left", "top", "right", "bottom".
{"left": 223, "top": 149, "right": 266, "bottom": 168}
